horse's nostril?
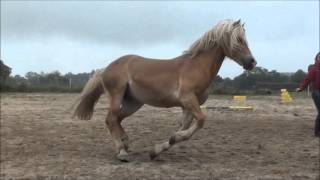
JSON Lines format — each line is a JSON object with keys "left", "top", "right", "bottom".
{"left": 249, "top": 58, "right": 257, "bottom": 66}
{"left": 244, "top": 57, "right": 256, "bottom": 70}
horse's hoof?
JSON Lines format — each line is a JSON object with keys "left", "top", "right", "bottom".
{"left": 117, "top": 154, "right": 130, "bottom": 162}
{"left": 117, "top": 149, "right": 130, "bottom": 162}
{"left": 149, "top": 150, "right": 158, "bottom": 160}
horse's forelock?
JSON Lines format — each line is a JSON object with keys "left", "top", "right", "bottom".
{"left": 229, "top": 24, "right": 246, "bottom": 50}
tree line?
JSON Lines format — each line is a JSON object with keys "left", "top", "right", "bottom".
{"left": 1, "top": 60, "right": 94, "bottom": 92}
{"left": 211, "top": 67, "right": 306, "bottom": 95}
{"left": 0, "top": 60, "right": 307, "bottom": 94}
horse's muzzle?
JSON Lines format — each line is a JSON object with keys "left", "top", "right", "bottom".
{"left": 243, "top": 57, "right": 257, "bottom": 70}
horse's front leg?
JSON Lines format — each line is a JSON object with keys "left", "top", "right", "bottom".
{"left": 179, "top": 109, "right": 193, "bottom": 131}
{"left": 150, "top": 93, "right": 205, "bottom": 159}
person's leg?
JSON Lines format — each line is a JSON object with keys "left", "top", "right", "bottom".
{"left": 311, "top": 91, "right": 320, "bottom": 136}
{"left": 315, "top": 114, "right": 320, "bottom": 137}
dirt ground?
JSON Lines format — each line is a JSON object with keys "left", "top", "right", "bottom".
{"left": 1, "top": 93, "right": 319, "bottom": 180}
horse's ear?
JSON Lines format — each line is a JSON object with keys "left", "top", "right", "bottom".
{"left": 242, "top": 23, "right": 245, "bottom": 27}
{"left": 233, "top": 19, "right": 241, "bottom": 26}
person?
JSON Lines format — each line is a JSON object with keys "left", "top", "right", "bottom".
{"left": 296, "top": 52, "right": 320, "bottom": 137}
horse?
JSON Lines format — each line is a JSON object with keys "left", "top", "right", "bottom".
{"left": 73, "top": 19, "right": 257, "bottom": 162}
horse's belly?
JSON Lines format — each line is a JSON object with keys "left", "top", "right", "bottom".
{"left": 128, "top": 84, "right": 180, "bottom": 108}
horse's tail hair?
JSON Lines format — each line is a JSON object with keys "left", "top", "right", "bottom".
{"left": 73, "top": 69, "right": 107, "bottom": 120}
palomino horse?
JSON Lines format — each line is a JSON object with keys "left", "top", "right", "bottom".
{"left": 74, "top": 19, "right": 257, "bottom": 161}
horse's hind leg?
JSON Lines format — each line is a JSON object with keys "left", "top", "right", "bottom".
{"left": 118, "top": 97, "right": 143, "bottom": 150}
{"left": 105, "top": 91, "right": 130, "bottom": 161}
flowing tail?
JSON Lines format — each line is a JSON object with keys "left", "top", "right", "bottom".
{"left": 73, "top": 69, "right": 107, "bottom": 120}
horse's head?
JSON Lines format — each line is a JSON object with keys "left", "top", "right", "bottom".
{"left": 220, "top": 19, "right": 257, "bottom": 70}
{"left": 185, "top": 19, "right": 256, "bottom": 70}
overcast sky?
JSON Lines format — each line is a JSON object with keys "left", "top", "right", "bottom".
{"left": 1, "top": 1, "right": 319, "bottom": 78}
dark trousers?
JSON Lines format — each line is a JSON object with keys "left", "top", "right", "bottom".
{"left": 312, "top": 91, "right": 320, "bottom": 135}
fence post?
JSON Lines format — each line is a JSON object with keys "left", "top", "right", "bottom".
{"left": 69, "top": 77, "right": 72, "bottom": 91}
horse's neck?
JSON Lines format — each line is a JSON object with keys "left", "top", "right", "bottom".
{"left": 192, "top": 47, "right": 225, "bottom": 80}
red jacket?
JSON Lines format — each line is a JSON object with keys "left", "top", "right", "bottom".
{"left": 299, "top": 61, "right": 320, "bottom": 91}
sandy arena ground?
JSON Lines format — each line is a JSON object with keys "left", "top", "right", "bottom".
{"left": 1, "top": 93, "right": 319, "bottom": 180}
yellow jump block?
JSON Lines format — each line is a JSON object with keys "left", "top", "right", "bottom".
{"left": 280, "top": 89, "right": 293, "bottom": 103}
{"left": 229, "top": 95, "right": 253, "bottom": 110}
{"left": 233, "top": 96, "right": 246, "bottom": 101}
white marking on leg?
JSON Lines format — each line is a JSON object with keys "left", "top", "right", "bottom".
{"left": 119, "top": 149, "right": 128, "bottom": 156}
{"left": 117, "top": 148, "right": 129, "bottom": 162}
{"left": 154, "top": 142, "right": 170, "bottom": 154}
{"left": 175, "top": 122, "right": 199, "bottom": 142}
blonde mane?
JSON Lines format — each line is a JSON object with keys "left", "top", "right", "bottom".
{"left": 185, "top": 19, "right": 246, "bottom": 57}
